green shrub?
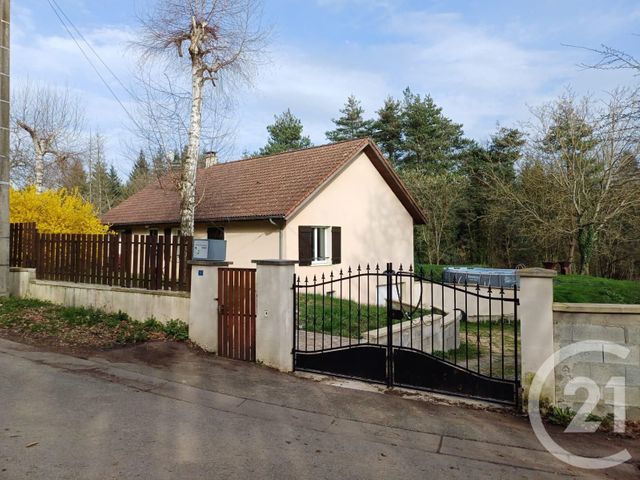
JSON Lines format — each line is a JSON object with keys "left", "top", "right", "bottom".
{"left": 163, "top": 319, "right": 189, "bottom": 341}
{"left": 546, "top": 406, "right": 576, "bottom": 426}
{"left": 143, "top": 317, "right": 164, "bottom": 332}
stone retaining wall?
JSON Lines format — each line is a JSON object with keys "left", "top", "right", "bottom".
{"left": 553, "top": 303, "right": 640, "bottom": 420}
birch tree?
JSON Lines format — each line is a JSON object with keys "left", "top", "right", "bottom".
{"left": 137, "top": 0, "right": 266, "bottom": 236}
{"left": 12, "top": 83, "right": 84, "bottom": 193}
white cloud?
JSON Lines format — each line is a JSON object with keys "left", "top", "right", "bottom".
{"left": 12, "top": 2, "right": 639, "bottom": 171}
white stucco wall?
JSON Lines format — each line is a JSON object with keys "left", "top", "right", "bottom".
{"left": 128, "top": 222, "right": 281, "bottom": 269}
{"left": 284, "top": 152, "right": 415, "bottom": 279}
{"left": 195, "top": 222, "right": 280, "bottom": 269}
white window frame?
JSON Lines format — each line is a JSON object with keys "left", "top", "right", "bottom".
{"left": 311, "top": 226, "right": 331, "bottom": 265}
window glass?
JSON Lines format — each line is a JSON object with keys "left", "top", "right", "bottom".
{"left": 312, "top": 227, "right": 329, "bottom": 262}
{"left": 207, "top": 227, "right": 225, "bottom": 240}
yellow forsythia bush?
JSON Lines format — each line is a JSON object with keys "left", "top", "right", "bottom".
{"left": 9, "top": 186, "right": 110, "bottom": 234}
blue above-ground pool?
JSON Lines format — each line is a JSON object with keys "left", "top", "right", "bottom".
{"left": 443, "top": 267, "right": 519, "bottom": 288}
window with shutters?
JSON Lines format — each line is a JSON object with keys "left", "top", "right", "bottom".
{"left": 299, "top": 226, "right": 341, "bottom": 266}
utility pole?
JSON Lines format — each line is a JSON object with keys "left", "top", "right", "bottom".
{"left": 0, "top": 0, "right": 9, "bottom": 297}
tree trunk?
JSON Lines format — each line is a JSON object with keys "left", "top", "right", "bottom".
{"left": 577, "top": 225, "right": 597, "bottom": 275}
{"left": 180, "top": 62, "right": 205, "bottom": 237}
{"left": 34, "top": 146, "right": 45, "bottom": 194}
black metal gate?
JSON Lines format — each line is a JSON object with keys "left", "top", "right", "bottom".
{"left": 293, "top": 263, "right": 521, "bottom": 406}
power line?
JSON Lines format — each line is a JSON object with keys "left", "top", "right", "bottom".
{"left": 49, "top": 0, "right": 139, "bottom": 102}
{"left": 46, "top": 0, "right": 143, "bottom": 132}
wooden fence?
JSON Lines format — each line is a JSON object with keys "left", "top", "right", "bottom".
{"left": 9, "top": 223, "right": 38, "bottom": 268}
{"left": 9, "top": 223, "right": 193, "bottom": 292}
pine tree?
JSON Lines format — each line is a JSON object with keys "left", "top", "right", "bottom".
{"left": 60, "top": 156, "right": 88, "bottom": 195}
{"left": 89, "top": 156, "right": 111, "bottom": 215}
{"left": 371, "top": 96, "right": 404, "bottom": 165}
{"left": 401, "top": 88, "right": 468, "bottom": 172}
{"left": 106, "top": 165, "right": 124, "bottom": 208}
{"left": 126, "top": 150, "right": 152, "bottom": 196}
{"left": 325, "top": 95, "right": 373, "bottom": 142}
{"left": 258, "top": 110, "right": 312, "bottom": 156}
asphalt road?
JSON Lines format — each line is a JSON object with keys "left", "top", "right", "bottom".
{"left": 0, "top": 339, "right": 638, "bottom": 479}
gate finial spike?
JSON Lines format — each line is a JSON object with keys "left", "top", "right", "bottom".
{"left": 321, "top": 273, "right": 325, "bottom": 281}
{"left": 357, "top": 265, "right": 361, "bottom": 273}
{"left": 348, "top": 266, "right": 352, "bottom": 275}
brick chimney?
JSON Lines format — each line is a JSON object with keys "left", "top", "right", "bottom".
{"left": 204, "top": 151, "right": 218, "bottom": 168}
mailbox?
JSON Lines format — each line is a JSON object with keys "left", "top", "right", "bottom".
{"left": 192, "top": 239, "right": 227, "bottom": 261}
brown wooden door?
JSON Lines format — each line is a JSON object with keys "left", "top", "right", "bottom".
{"left": 218, "top": 268, "right": 256, "bottom": 361}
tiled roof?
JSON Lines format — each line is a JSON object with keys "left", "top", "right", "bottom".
{"left": 102, "top": 138, "right": 426, "bottom": 226}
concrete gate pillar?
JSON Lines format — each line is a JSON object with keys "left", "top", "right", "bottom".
{"left": 253, "top": 260, "right": 297, "bottom": 372}
{"left": 518, "top": 268, "right": 557, "bottom": 407}
{"left": 188, "top": 260, "right": 232, "bottom": 352}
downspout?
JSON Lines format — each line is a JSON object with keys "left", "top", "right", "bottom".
{"left": 269, "top": 218, "right": 284, "bottom": 260}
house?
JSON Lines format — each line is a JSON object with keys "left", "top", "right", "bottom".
{"left": 102, "top": 138, "right": 427, "bottom": 274}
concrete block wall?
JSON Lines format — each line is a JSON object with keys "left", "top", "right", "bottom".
{"left": 553, "top": 303, "right": 640, "bottom": 420}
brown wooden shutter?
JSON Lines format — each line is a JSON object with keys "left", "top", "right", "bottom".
{"left": 298, "top": 226, "right": 313, "bottom": 266}
{"left": 332, "top": 227, "right": 341, "bottom": 265}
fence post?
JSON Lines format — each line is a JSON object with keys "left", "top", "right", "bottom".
{"left": 253, "top": 259, "right": 298, "bottom": 372}
{"left": 518, "top": 268, "right": 557, "bottom": 408}
{"left": 385, "top": 262, "right": 394, "bottom": 388}
{"left": 188, "top": 260, "right": 231, "bottom": 352}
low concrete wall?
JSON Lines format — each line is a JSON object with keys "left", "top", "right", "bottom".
{"left": 363, "top": 310, "right": 461, "bottom": 353}
{"left": 9, "top": 272, "right": 190, "bottom": 325}
{"left": 553, "top": 303, "right": 640, "bottom": 421}
{"left": 8, "top": 268, "right": 35, "bottom": 297}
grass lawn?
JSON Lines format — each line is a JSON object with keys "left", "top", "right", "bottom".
{"left": 297, "top": 294, "right": 429, "bottom": 339}
{"left": 0, "top": 297, "right": 188, "bottom": 351}
{"left": 554, "top": 275, "right": 640, "bottom": 304}
{"left": 435, "top": 320, "right": 520, "bottom": 381}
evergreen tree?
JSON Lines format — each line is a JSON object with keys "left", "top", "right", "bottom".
{"left": 371, "top": 96, "right": 404, "bottom": 165}
{"left": 106, "top": 165, "right": 124, "bottom": 208}
{"left": 325, "top": 95, "right": 373, "bottom": 142}
{"left": 457, "top": 128, "right": 524, "bottom": 265}
{"left": 400, "top": 88, "right": 468, "bottom": 172}
{"left": 258, "top": 110, "right": 312, "bottom": 156}
{"left": 126, "top": 150, "right": 152, "bottom": 196}
{"left": 89, "top": 156, "right": 111, "bottom": 214}
{"left": 60, "top": 156, "right": 88, "bottom": 195}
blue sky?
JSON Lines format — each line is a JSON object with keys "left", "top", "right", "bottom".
{"left": 12, "top": 0, "right": 640, "bottom": 177}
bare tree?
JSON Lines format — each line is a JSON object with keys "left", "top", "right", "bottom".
{"left": 402, "top": 169, "right": 468, "bottom": 265}
{"left": 12, "top": 83, "right": 85, "bottom": 193}
{"left": 490, "top": 90, "right": 640, "bottom": 274}
{"left": 136, "top": 0, "right": 266, "bottom": 236}
{"left": 578, "top": 43, "right": 640, "bottom": 73}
